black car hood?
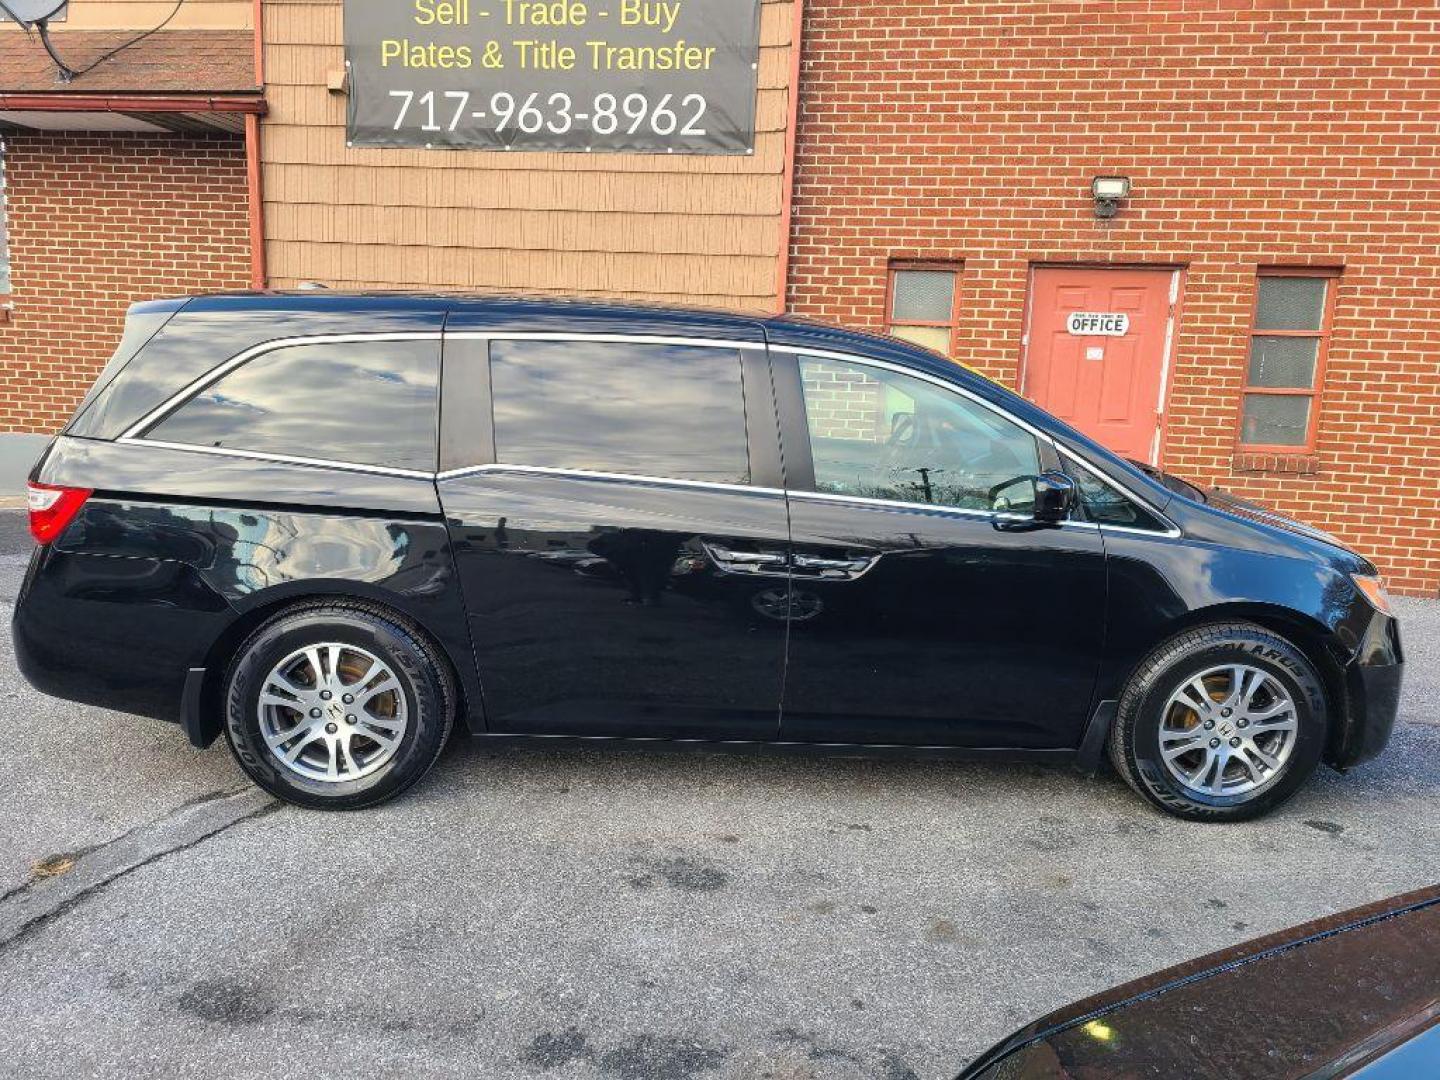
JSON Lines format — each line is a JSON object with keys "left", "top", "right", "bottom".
{"left": 1125, "top": 459, "right": 1354, "bottom": 554}
{"left": 1203, "top": 486, "right": 1352, "bottom": 550}
{"left": 957, "top": 885, "right": 1440, "bottom": 1079}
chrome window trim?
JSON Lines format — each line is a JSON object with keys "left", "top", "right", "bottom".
{"left": 436, "top": 462, "right": 783, "bottom": 497}
{"left": 115, "top": 437, "right": 435, "bottom": 479}
{"left": 105, "top": 440, "right": 1125, "bottom": 535}
{"left": 785, "top": 488, "right": 1036, "bottom": 524}
{"left": 449, "top": 331, "right": 766, "bottom": 351}
{"left": 1102, "top": 522, "right": 1183, "bottom": 539}
{"left": 1055, "top": 445, "right": 1183, "bottom": 539}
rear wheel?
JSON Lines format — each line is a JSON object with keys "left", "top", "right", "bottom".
{"left": 223, "top": 602, "right": 454, "bottom": 810}
{"left": 1109, "top": 623, "right": 1328, "bottom": 821}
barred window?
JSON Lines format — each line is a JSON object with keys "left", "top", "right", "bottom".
{"left": 885, "top": 262, "right": 962, "bottom": 357}
{"left": 1239, "top": 269, "right": 1339, "bottom": 451}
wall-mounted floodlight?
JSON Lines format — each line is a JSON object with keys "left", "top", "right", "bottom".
{"left": 1091, "top": 176, "right": 1131, "bottom": 219}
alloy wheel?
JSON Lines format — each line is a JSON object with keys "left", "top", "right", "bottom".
{"left": 257, "top": 643, "right": 408, "bottom": 783}
{"left": 1158, "top": 663, "right": 1299, "bottom": 797}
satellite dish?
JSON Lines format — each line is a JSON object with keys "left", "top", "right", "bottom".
{"left": 0, "top": 0, "right": 67, "bottom": 28}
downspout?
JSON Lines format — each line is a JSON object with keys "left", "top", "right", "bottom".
{"left": 253, "top": 0, "right": 265, "bottom": 84}
{"left": 772, "top": 0, "right": 804, "bottom": 315}
{"left": 245, "top": 112, "right": 266, "bottom": 290}
{"left": 246, "top": 0, "right": 267, "bottom": 290}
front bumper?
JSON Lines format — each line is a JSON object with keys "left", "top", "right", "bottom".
{"left": 1335, "top": 610, "right": 1403, "bottom": 769}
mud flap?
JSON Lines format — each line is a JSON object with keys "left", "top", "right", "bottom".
{"left": 181, "top": 666, "right": 222, "bottom": 748}
{"left": 1075, "top": 699, "right": 1117, "bottom": 775}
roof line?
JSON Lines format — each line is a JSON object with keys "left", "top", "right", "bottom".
{"left": 0, "top": 92, "right": 265, "bottom": 114}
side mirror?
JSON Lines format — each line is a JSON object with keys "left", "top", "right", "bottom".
{"left": 1033, "top": 470, "right": 1077, "bottom": 524}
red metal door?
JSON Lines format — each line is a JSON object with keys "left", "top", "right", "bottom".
{"left": 1022, "top": 267, "right": 1179, "bottom": 464}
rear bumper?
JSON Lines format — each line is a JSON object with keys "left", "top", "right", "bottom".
{"left": 1335, "top": 610, "right": 1403, "bottom": 769}
{"left": 12, "top": 546, "right": 234, "bottom": 725}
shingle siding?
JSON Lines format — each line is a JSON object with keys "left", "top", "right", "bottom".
{"left": 258, "top": 0, "right": 797, "bottom": 309}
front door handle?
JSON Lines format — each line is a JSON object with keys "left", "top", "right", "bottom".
{"left": 791, "top": 553, "right": 878, "bottom": 579}
{"left": 792, "top": 555, "right": 868, "bottom": 571}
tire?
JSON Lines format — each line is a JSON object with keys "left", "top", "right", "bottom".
{"left": 1108, "top": 622, "right": 1328, "bottom": 822}
{"left": 223, "top": 601, "right": 455, "bottom": 810}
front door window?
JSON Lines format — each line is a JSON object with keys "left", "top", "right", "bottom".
{"left": 798, "top": 355, "right": 1041, "bottom": 513}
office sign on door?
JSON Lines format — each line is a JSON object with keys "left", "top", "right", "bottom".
{"left": 1066, "top": 312, "right": 1130, "bottom": 337}
{"left": 344, "top": 0, "right": 762, "bottom": 154}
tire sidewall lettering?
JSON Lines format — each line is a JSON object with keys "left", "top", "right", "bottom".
{"left": 1115, "top": 625, "right": 1329, "bottom": 820}
{"left": 222, "top": 606, "right": 449, "bottom": 808}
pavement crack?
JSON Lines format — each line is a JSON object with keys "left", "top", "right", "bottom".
{"left": 0, "top": 785, "right": 254, "bottom": 906}
{"left": 0, "top": 787, "right": 278, "bottom": 951}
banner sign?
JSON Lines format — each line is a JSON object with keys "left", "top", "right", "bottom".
{"left": 343, "top": 0, "right": 763, "bottom": 155}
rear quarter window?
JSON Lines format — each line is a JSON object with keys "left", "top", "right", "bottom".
{"left": 144, "top": 339, "right": 440, "bottom": 472}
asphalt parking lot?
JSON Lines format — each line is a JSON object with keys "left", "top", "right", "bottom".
{"left": 0, "top": 507, "right": 1436, "bottom": 1080}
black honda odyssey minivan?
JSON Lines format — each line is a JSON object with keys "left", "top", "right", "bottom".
{"left": 13, "top": 293, "right": 1402, "bottom": 819}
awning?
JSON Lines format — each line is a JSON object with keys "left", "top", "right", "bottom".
{"left": 0, "top": 29, "right": 263, "bottom": 133}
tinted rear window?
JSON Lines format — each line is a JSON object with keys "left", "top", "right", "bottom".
{"left": 66, "top": 305, "right": 447, "bottom": 440}
{"left": 146, "top": 339, "right": 440, "bottom": 471}
{"left": 489, "top": 339, "right": 751, "bottom": 485}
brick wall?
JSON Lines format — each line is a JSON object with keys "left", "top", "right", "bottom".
{"left": 786, "top": 0, "right": 1440, "bottom": 596}
{"left": 0, "top": 132, "right": 251, "bottom": 434}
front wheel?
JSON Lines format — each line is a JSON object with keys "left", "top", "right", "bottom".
{"left": 223, "top": 602, "right": 455, "bottom": 810}
{"left": 1109, "top": 623, "right": 1329, "bottom": 822}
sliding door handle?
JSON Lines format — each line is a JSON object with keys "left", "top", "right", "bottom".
{"left": 702, "top": 543, "right": 788, "bottom": 573}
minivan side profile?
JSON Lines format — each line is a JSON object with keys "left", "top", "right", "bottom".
{"left": 13, "top": 293, "right": 1403, "bottom": 819}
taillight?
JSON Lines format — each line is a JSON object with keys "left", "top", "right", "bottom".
{"left": 27, "top": 482, "right": 91, "bottom": 545}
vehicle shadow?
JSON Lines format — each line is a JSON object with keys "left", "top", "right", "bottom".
{"left": 422, "top": 715, "right": 1440, "bottom": 824}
